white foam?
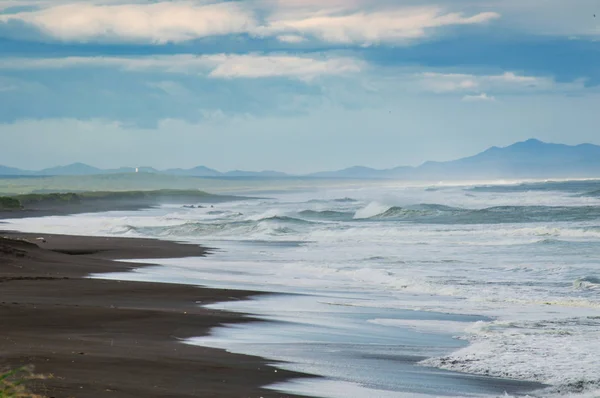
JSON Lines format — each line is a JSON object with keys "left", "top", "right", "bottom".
{"left": 422, "top": 317, "right": 600, "bottom": 395}
{"left": 353, "top": 201, "right": 392, "bottom": 219}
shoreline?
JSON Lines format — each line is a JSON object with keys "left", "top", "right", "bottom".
{"left": 0, "top": 201, "right": 550, "bottom": 398}
{"left": 0, "top": 231, "right": 310, "bottom": 397}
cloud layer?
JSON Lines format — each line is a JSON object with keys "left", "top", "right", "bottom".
{"left": 0, "top": 1, "right": 500, "bottom": 44}
{"left": 0, "top": 53, "right": 364, "bottom": 80}
{"left": 262, "top": 7, "right": 499, "bottom": 45}
{"left": 1, "top": 2, "right": 257, "bottom": 43}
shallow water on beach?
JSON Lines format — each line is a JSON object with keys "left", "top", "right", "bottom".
{"left": 7, "top": 180, "right": 600, "bottom": 397}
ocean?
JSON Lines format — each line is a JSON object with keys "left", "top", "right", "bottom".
{"left": 7, "top": 179, "right": 600, "bottom": 397}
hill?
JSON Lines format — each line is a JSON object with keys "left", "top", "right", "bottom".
{"left": 312, "top": 139, "right": 600, "bottom": 180}
{"left": 4, "top": 139, "right": 600, "bottom": 180}
{"left": 38, "top": 162, "right": 103, "bottom": 176}
{"left": 416, "top": 139, "right": 600, "bottom": 179}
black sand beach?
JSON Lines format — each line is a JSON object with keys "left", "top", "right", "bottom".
{"left": 0, "top": 231, "right": 308, "bottom": 397}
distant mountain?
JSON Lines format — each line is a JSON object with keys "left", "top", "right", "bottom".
{"left": 163, "top": 166, "right": 222, "bottom": 177}
{"left": 416, "top": 139, "right": 600, "bottom": 179}
{"left": 223, "top": 170, "right": 289, "bottom": 177}
{"left": 4, "top": 139, "right": 600, "bottom": 180}
{"left": 0, "top": 165, "right": 29, "bottom": 176}
{"left": 309, "top": 166, "right": 412, "bottom": 179}
{"left": 38, "top": 162, "right": 102, "bottom": 176}
{"left": 309, "top": 166, "right": 382, "bottom": 178}
{"left": 312, "top": 139, "right": 600, "bottom": 180}
{"left": 116, "top": 166, "right": 158, "bottom": 174}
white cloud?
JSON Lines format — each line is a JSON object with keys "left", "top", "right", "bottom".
{"left": 261, "top": 7, "right": 500, "bottom": 45}
{"left": 417, "top": 71, "right": 584, "bottom": 94}
{"left": 0, "top": 53, "right": 364, "bottom": 80}
{"left": 0, "top": 2, "right": 257, "bottom": 43}
{"left": 207, "top": 54, "right": 362, "bottom": 80}
{"left": 0, "top": 1, "right": 500, "bottom": 45}
{"left": 420, "top": 73, "right": 479, "bottom": 93}
{"left": 462, "top": 93, "right": 495, "bottom": 102}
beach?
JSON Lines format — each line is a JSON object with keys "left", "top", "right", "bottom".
{"left": 0, "top": 232, "right": 307, "bottom": 397}
{"left": 3, "top": 179, "right": 600, "bottom": 397}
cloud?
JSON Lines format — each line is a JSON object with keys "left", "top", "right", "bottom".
{"left": 207, "top": 54, "right": 362, "bottom": 80}
{"left": 0, "top": 1, "right": 500, "bottom": 45}
{"left": 0, "top": 2, "right": 257, "bottom": 43}
{"left": 260, "top": 7, "right": 500, "bottom": 45}
{"left": 462, "top": 93, "right": 495, "bottom": 102}
{"left": 417, "top": 71, "right": 584, "bottom": 94}
{"left": 0, "top": 53, "right": 364, "bottom": 80}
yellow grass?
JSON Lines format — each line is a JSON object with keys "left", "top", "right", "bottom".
{"left": 0, "top": 366, "right": 50, "bottom": 398}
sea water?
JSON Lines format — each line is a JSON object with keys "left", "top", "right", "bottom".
{"left": 6, "top": 180, "right": 600, "bottom": 397}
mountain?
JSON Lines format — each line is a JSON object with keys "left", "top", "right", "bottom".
{"left": 114, "top": 166, "right": 158, "bottom": 174}
{"left": 4, "top": 139, "right": 600, "bottom": 180}
{"left": 416, "top": 139, "right": 600, "bottom": 179}
{"left": 312, "top": 139, "right": 600, "bottom": 180}
{"left": 223, "top": 170, "right": 289, "bottom": 177}
{"left": 309, "top": 166, "right": 383, "bottom": 179}
{"left": 309, "top": 165, "right": 414, "bottom": 179}
{"left": 38, "top": 162, "right": 102, "bottom": 176}
{"left": 0, "top": 165, "right": 30, "bottom": 176}
{"left": 163, "top": 166, "right": 222, "bottom": 177}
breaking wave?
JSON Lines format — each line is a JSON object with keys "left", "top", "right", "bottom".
{"left": 298, "top": 210, "right": 354, "bottom": 221}
{"left": 573, "top": 276, "right": 600, "bottom": 290}
{"left": 118, "top": 215, "right": 316, "bottom": 239}
{"left": 422, "top": 317, "right": 600, "bottom": 396}
{"left": 355, "top": 203, "right": 600, "bottom": 224}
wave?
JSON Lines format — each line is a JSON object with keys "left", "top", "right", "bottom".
{"left": 465, "top": 206, "right": 600, "bottom": 224}
{"left": 298, "top": 210, "right": 354, "bottom": 221}
{"left": 333, "top": 197, "right": 358, "bottom": 203}
{"left": 261, "top": 215, "right": 316, "bottom": 225}
{"left": 307, "top": 197, "right": 358, "bottom": 204}
{"left": 119, "top": 215, "right": 315, "bottom": 239}
{"left": 574, "top": 276, "right": 600, "bottom": 290}
{"left": 358, "top": 203, "right": 600, "bottom": 224}
{"left": 535, "top": 238, "right": 563, "bottom": 245}
{"left": 470, "top": 179, "right": 600, "bottom": 194}
{"left": 377, "top": 204, "right": 465, "bottom": 218}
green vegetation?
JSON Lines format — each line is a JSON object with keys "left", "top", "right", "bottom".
{"left": 15, "top": 193, "right": 82, "bottom": 206}
{"left": 0, "top": 367, "right": 48, "bottom": 398}
{"left": 0, "top": 189, "right": 221, "bottom": 211}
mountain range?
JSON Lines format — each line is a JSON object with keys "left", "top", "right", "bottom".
{"left": 3, "top": 139, "right": 600, "bottom": 180}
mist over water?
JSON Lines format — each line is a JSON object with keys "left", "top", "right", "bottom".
{"left": 7, "top": 180, "right": 600, "bottom": 397}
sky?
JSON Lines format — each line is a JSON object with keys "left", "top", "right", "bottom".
{"left": 0, "top": 0, "right": 599, "bottom": 173}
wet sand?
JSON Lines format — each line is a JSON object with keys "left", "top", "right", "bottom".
{"left": 0, "top": 232, "right": 308, "bottom": 397}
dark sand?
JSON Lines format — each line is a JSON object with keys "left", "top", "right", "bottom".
{"left": 0, "top": 232, "right": 308, "bottom": 397}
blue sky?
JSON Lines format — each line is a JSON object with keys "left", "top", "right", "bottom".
{"left": 0, "top": 0, "right": 599, "bottom": 172}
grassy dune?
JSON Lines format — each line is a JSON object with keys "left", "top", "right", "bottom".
{"left": 0, "top": 189, "right": 229, "bottom": 211}
{"left": 0, "top": 367, "right": 48, "bottom": 398}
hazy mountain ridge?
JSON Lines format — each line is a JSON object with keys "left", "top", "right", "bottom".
{"left": 3, "top": 139, "right": 600, "bottom": 179}
{"left": 311, "top": 139, "right": 600, "bottom": 179}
